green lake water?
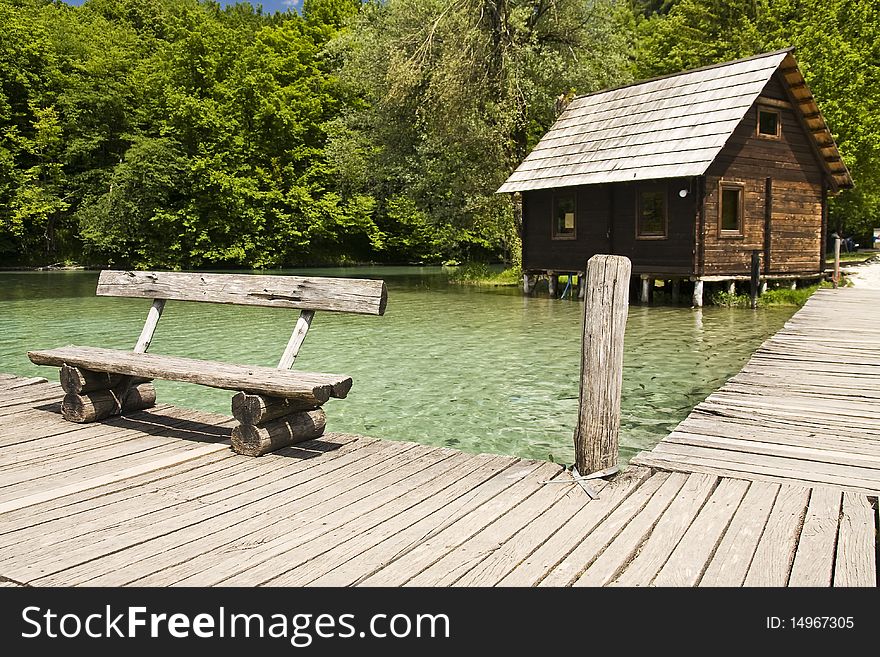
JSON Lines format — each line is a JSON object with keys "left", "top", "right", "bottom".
{"left": 0, "top": 268, "right": 796, "bottom": 465}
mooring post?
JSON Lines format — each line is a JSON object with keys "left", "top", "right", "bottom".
{"left": 671, "top": 278, "right": 681, "bottom": 304}
{"left": 833, "top": 235, "right": 841, "bottom": 288}
{"left": 548, "top": 271, "right": 558, "bottom": 298}
{"left": 574, "top": 254, "right": 632, "bottom": 476}
{"left": 750, "top": 250, "right": 761, "bottom": 309}
{"left": 692, "top": 279, "right": 704, "bottom": 308}
{"left": 639, "top": 276, "right": 651, "bottom": 304}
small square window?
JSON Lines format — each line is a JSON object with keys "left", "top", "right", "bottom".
{"left": 757, "top": 108, "right": 780, "bottom": 138}
{"left": 719, "top": 183, "right": 744, "bottom": 235}
{"left": 552, "top": 195, "right": 576, "bottom": 239}
{"left": 637, "top": 189, "right": 666, "bottom": 238}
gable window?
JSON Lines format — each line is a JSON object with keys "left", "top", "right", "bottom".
{"left": 757, "top": 107, "right": 780, "bottom": 139}
{"left": 637, "top": 188, "right": 667, "bottom": 239}
{"left": 719, "top": 182, "right": 744, "bottom": 235}
{"left": 552, "top": 194, "right": 576, "bottom": 240}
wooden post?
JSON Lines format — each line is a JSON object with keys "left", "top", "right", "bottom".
{"left": 760, "top": 280, "right": 768, "bottom": 294}
{"left": 833, "top": 235, "right": 841, "bottom": 288}
{"left": 750, "top": 250, "right": 761, "bottom": 309}
{"left": 671, "top": 279, "right": 681, "bottom": 304}
{"left": 573, "top": 255, "right": 631, "bottom": 477}
{"left": 790, "top": 280, "right": 797, "bottom": 290}
{"left": 548, "top": 272, "right": 558, "bottom": 298}
{"left": 639, "top": 276, "right": 651, "bottom": 304}
{"left": 578, "top": 272, "right": 586, "bottom": 300}
{"left": 727, "top": 280, "right": 736, "bottom": 295}
{"left": 522, "top": 273, "right": 531, "bottom": 295}
{"left": 692, "top": 279, "right": 704, "bottom": 308}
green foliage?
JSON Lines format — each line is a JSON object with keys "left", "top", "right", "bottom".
{"left": 710, "top": 283, "right": 822, "bottom": 308}
{"left": 636, "top": 0, "right": 880, "bottom": 243}
{"left": 0, "top": 0, "right": 876, "bottom": 268}
{"left": 447, "top": 262, "right": 522, "bottom": 286}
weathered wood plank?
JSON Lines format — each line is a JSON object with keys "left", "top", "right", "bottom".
{"left": 495, "top": 467, "right": 652, "bottom": 587}
{"left": 574, "top": 473, "right": 689, "bottom": 586}
{"left": 700, "top": 481, "right": 779, "bottom": 586}
{"left": 788, "top": 487, "right": 841, "bottom": 586}
{"left": 29, "top": 346, "right": 349, "bottom": 402}
{"left": 539, "top": 472, "right": 670, "bottom": 587}
{"left": 652, "top": 478, "right": 750, "bottom": 586}
{"left": 96, "top": 270, "right": 387, "bottom": 315}
{"left": 268, "top": 454, "right": 519, "bottom": 586}
{"left": 743, "top": 485, "right": 810, "bottom": 586}
{"left": 612, "top": 473, "right": 718, "bottom": 586}
{"left": 357, "top": 462, "right": 562, "bottom": 587}
{"left": 833, "top": 493, "right": 877, "bottom": 587}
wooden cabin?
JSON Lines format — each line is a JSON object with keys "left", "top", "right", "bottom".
{"left": 498, "top": 49, "right": 853, "bottom": 305}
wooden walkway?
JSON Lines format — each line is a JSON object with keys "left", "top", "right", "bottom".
{"left": 0, "top": 288, "right": 877, "bottom": 587}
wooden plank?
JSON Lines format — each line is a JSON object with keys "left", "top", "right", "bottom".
{"left": 574, "top": 473, "right": 689, "bottom": 586}
{"left": 128, "top": 445, "right": 462, "bottom": 587}
{"left": 96, "top": 270, "right": 387, "bottom": 315}
{"left": 403, "top": 468, "right": 576, "bottom": 586}
{"left": 300, "top": 459, "right": 544, "bottom": 587}
{"left": 833, "top": 493, "right": 877, "bottom": 587}
{"left": 631, "top": 450, "right": 879, "bottom": 496}
{"left": 700, "top": 481, "right": 779, "bottom": 586}
{"left": 0, "top": 443, "right": 231, "bottom": 515}
{"left": 267, "top": 454, "right": 520, "bottom": 586}
{"left": 356, "top": 462, "right": 562, "bottom": 587}
{"left": 134, "top": 299, "right": 166, "bottom": 353}
{"left": 277, "top": 310, "right": 314, "bottom": 370}
{"left": 611, "top": 473, "right": 718, "bottom": 586}
{"left": 495, "top": 468, "right": 652, "bottom": 587}
{"left": 16, "top": 438, "right": 390, "bottom": 584}
{"left": 789, "top": 487, "right": 841, "bottom": 586}
{"left": 743, "top": 485, "right": 810, "bottom": 586}
{"left": 651, "top": 478, "right": 750, "bottom": 586}
{"left": 28, "top": 346, "right": 349, "bottom": 402}
{"left": 539, "top": 472, "right": 670, "bottom": 587}
{"left": 19, "top": 441, "right": 426, "bottom": 585}
{"left": 0, "top": 435, "right": 363, "bottom": 541}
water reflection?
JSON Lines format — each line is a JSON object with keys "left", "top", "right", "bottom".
{"left": 0, "top": 269, "right": 795, "bottom": 465}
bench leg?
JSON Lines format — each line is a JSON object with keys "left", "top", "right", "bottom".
{"left": 231, "top": 392, "right": 326, "bottom": 456}
{"left": 231, "top": 408, "right": 326, "bottom": 457}
{"left": 59, "top": 365, "right": 156, "bottom": 422}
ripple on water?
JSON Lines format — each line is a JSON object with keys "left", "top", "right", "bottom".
{"left": 0, "top": 269, "right": 796, "bottom": 465}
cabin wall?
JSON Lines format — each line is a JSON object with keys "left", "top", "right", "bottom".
{"left": 523, "top": 178, "right": 696, "bottom": 275}
{"left": 703, "top": 74, "right": 826, "bottom": 275}
{"left": 522, "top": 185, "right": 611, "bottom": 272}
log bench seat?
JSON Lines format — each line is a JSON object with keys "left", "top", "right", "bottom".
{"left": 27, "top": 270, "right": 387, "bottom": 456}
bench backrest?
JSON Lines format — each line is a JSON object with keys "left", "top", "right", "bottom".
{"left": 96, "top": 270, "right": 387, "bottom": 316}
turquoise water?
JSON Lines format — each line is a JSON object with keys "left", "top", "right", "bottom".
{"left": 0, "top": 268, "right": 795, "bottom": 464}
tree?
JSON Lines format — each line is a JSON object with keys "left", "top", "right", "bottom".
{"left": 329, "top": 0, "right": 636, "bottom": 264}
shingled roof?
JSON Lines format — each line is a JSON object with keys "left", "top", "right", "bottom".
{"left": 498, "top": 49, "right": 852, "bottom": 193}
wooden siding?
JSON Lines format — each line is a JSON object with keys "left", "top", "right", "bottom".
{"left": 703, "top": 74, "right": 825, "bottom": 275}
{"left": 523, "top": 179, "right": 695, "bottom": 274}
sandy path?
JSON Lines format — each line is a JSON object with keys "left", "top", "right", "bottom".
{"left": 845, "top": 255, "right": 880, "bottom": 289}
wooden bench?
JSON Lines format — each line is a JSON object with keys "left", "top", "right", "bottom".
{"left": 27, "top": 270, "right": 387, "bottom": 456}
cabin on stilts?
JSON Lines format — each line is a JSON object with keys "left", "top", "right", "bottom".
{"left": 497, "top": 49, "right": 853, "bottom": 306}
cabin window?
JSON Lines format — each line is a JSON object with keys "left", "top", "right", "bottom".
{"left": 552, "top": 194, "right": 577, "bottom": 240}
{"left": 637, "top": 189, "right": 667, "bottom": 239}
{"left": 757, "top": 108, "right": 780, "bottom": 139}
{"left": 719, "top": 182, "right": 744, "bottom": 235}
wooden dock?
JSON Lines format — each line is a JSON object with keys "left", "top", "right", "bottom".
{"left": 0, "top": 288, "right": 878, "bottom": 587}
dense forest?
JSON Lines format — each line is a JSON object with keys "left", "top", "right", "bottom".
{"left": 1, "top": 0, "right": 877, "bottom": 268}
